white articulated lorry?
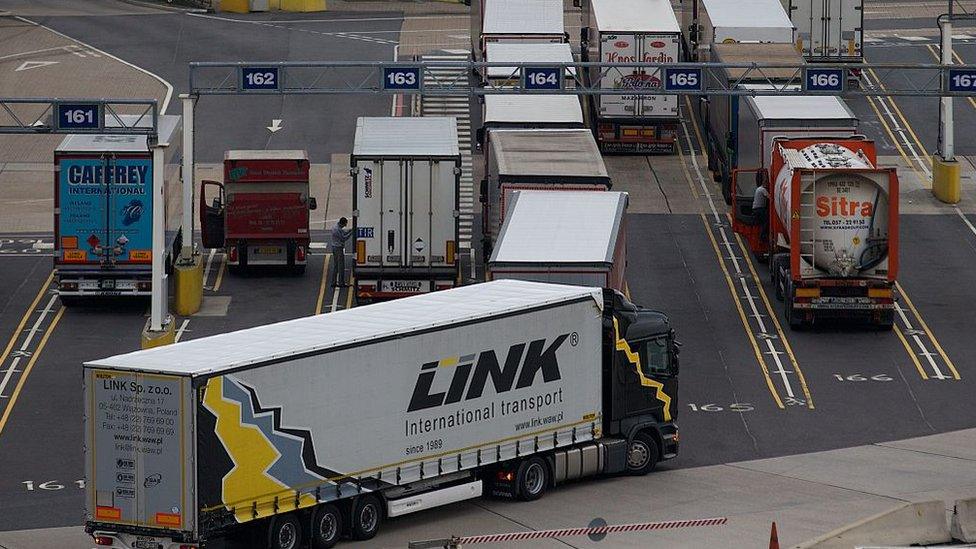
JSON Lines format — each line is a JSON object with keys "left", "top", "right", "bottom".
{"left": 472, "top": 0, "right": 567, "bottom": 62}
{"left": 582, "top": 0, "right": 682, "bottom": 154}
{"left": 782, "top": 0, "right": 863, "bottom": 63}
{"left": 85, "top": 280, "right": 680, "bottom": 549}
{"left": 484, "top": 42, "right": 576, "bottom": 87}
{"left": 350, "top": 117, "right": 461, "bottom": 301}
{"left": 680, "top": 0, "right": 795, "bottom": 61}
{"left": 477, "top": 94, "right": 585, "bottom": 148}
{"left": 481, "top": 128, "right": 612, "bottom": 259}
{"left": 489, "top": 191, "right": 629, "bottom": 293}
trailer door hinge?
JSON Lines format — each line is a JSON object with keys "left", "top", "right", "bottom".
{"left": 349, "top": 167, "right": 360, "bottom": 176}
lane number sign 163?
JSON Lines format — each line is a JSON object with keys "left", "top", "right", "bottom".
{"left": 382, "top": 67, "right": 422, "bottom": 91}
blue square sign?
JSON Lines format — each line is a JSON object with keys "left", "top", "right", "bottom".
{"left": 663, "top": 68, "right": 703, "bottom": 92}
{"left": 56, "top": 103, "right": 102, "bottom": 131}
{"left": 382, "top": 67, "right": 422, "bottom": 91}
{"left": 240, "top": 67, "right": 281, "bottom": 92}
{"left": 522, "top": 67, "right": 563, "bottom": 91}
{"left": 804, "top": 68, "right": 845, "bottom": 93}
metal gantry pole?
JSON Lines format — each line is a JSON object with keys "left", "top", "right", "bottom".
{"left": 180, "top": 93, "right": 195, "bottom": 261}
{"left": 939, "top": 4, "right": 955, "bottom": 161}
{"left": 151, "top": 144, "right": 167, "bottom": 332}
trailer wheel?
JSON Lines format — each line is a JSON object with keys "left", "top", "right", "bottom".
{"left": 350, "top": 494, "right": 382, "bottom": 541}
{"left": 310, "top": 503, "right": 342, "bottom": 549}
{"left": 625, "top": 431, "right": 659, "bottom": 476}
{"left": 515, "top": 457, "right": 549, "bottom": 501}
{"left": 785, "top": 279, "right": 804, "bottom": 330}
{"left": 875, "top": 310, "right": 895, "bottom": 331}
{"left": 771, "top": 255, "right": 787, "bottom": 301}
{"left": 268, "top": 513, "right": 302, "bottom": 549}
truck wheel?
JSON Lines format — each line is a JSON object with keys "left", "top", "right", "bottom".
{"left": 268, "top": 513, "right": 302, "bottom": 549}
{"left": 626, "top": 432, "right": 659, "bottom": 476}
{"left": 515, "top": 457, "right": 549, "bottom": 501}
{"left": 772, "top": 255, "right": 787, "bottom": 301}
{"left": 721, "top": 166, "right": 732, "bottom": 205}
{"left": 310, "top": 503, "right": 342, "bottom": 549}
{"left": 785, "top": 280, "right": 803, "bottom": 330}
{"left": 350, "top": 494, "right": 382, "bottom": 541}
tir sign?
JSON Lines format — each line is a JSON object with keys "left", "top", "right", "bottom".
{"left": 663, "top": 68, "right": 703, "bottom": 92}
{"left": 382, "top": 67, "right": 422, "bottom": 91}
{"left": 947, "top": 68, "right": 976, "bottom": 94}
{"left": 522, "top": 67, "right": 562, "bottom": 91}
{"left": 56, "top": 103, "right": 102, "bottom": 131}
{"left": 240, "top": 67, "right": 280, "bottom": 92}
{"left": 804, "top": 68, "right": 845, "bottom": 93}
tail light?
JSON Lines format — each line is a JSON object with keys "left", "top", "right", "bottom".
{"left": 228, "top": 246, "right": 238, "bottom": 263}
{"left": 59, "top": 282, "right": 78, "bottom": 292}
{"left": 446, "top": 240, "right": 456, "bottom": 265}
{"left": 868, "top": 288, "right": 892, "bottom": 299}
{"left": 356, "top": 240, "right": 366, "bottom": 264}
{"left": 137, "top": 281, "right": 152, "bottom": 292}
{"left": 93, "top": 536, "right": 114, "bottom": 546}
{"left": 496, "top": 471, "right": 514, "bottom": 482}
{"left": 180, "top": 545, "right": 198, "bottom": 549}
{"left": 795, "top": 288, "right": 820, "bottom": 298}
{"left": 295, "top": 245, "right": 306, "bottom": 263}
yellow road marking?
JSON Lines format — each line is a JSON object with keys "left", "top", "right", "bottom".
{"left": 683, "top": 96, "right": 709, "bottom": 163}
{"left": 732, "top": 229, "right": 815, "bottom": 409}
{"left": 0, "top": 306, "right": 64, "bottom": 439}
{"left": 698, "top": 212, "right": 785, "bottom": 409}
{"left": 865, "top": 93, "right": 924, "bottom": 182}
{"left": 0, "top": 271, "right": 53, "bottom": 371}
{"left": 623, "top": 280, "right": 631, "bottom": 301}
{"left": 867, "top": 68, "right": 932, "bottom": 167}
{"left": 894, "top": 324, "right": 929, "bottom": 380}
{"left": 896, "top": 281, "right": 960, "bottom": 380}
{"left": 926, "top": 44, "right": 976, "bottom": 111}
{"left": 315, "top": 253, "right": 331, "bottom": 315}
{"left": 212, "top": 253, "right": 227, "bottom": 292}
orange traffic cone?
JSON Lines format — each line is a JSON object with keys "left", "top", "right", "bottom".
{"left": 768, "top": 522, "right": 780, "bottom": 549}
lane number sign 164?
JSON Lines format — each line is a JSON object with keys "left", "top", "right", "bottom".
{"left": 240, "top": 67, "right": 280, "bottom": 92}
{"left": 523, "top": 67, "right": 563, "bottom": 91}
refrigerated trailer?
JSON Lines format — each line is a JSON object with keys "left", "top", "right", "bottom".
{"left": 731, "top": 138, "right": 897, "bottom": 328}
{"left": 472, "top": 0, "right": 567, "bottom": 62}
{"left": 489, "top": 191, "right": 628, "bottom": 292}
{"left": 85, "top": 280, "right": 680, "bottom": 549}
{"left": 783, "top": 0, "right": 863, "bottom": 63}
{"left": 200, "top": 150, "right": 315, "bottom": 274}
{"left": 54, "top": 115, "right": 182, "bottom": 304}
{"left": 680, "top": 0, "right": 795, "bottom": 61}
{"left": 481, "top": 128, "right": 611, "bottom": 258}
{"left": 351, "top": 117, "right": 461, "bottom": 300}
{"left": 582, "top": 0, "right": 681, "bottom": 154}
{"left": 484, "top": 42, "right": 577, "bottom": 87}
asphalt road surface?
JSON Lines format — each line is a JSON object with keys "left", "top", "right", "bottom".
{"left": 1, "top": 0, "right": 975, "bottom": 545}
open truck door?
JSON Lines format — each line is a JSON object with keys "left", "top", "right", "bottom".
{"left": 730, "top": 168, "right": 770, "bottom": 258}
{"left": 199, "top": 180, "right": 225, "bottom": 249}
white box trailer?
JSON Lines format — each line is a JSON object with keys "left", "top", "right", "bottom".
{"left": 681, "top": 0, "right": 795, "bottom": 61}
{"left": 84, "top": 280, "right": 680, "bottom": 549}
{"left": 481, "top": 128, "right": 612, "bottom": 258}
{"left": 582, "top": 0, "right": 681, "bottom": 154}
{"left": 472, "top": 0, "right": 567, "bottom": 62}
{"left": 484, "top": 42, "right": 577, "bottom": 87}
{"left": 489, "top": 191, "right": 628, "bottom": 293}
{"left": 478, "top": 94, "right": 585, "bottom": 148}
{"left": 351, "top": 117, "right": 460, "bottom": 300}
{"left": 783, "top": 0, "right": 863, "bottom": 63}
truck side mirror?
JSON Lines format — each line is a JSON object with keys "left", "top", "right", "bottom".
{"left": 476, "top": 127, "right": 485, "bottom": 147}
{"left": 308, "top": 197, "right": 318, "bottom": 211}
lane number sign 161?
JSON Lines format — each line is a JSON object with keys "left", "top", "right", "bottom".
{"left": 240, "top": 67, "right": 280, "bottom": 92}
{"left": 382, "top": 67, "right": 422, "bottom": 91}
{"left": 804, "top": 68, "right": 845, "bottom": 93}
{"left": 56, "top": 103, "right": 102, "bottom": 131}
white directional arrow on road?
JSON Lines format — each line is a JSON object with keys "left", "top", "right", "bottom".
{"left": 15, "top": 60, "right": 59, "bottom": 72}
{"left": 267, "top": 119, "right": 283, "bottom": 133}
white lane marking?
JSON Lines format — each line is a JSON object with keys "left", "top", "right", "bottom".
{"left": 231, "top": 15, "right": 466, "bottom": 24}
{"left": 202, "top": 248, "right": 216, "bottom": 290}
{"left": 267, "top": 118, "right": 283, "bottom": 133}
{"left": 0, "top": 294, "right": 58, "bottom": 398}
{"left": 186, "top": 12, "right": 397, "bottom": 45}
{"left": 14, "top": 60, "right": 59, "bottom": 71}
{"left": 15, "top": 16, "right": 173, "bottom": 113}
{"left": 956, "top": 208, "right": 976, "bottom": 239}
{"left": 679, "top": 114, "right": 799, "bottom": 400}
{"left": 174, "top": 319, "right": 190, "bottom": 342}
{"left": 330, "top": 283, "right": 340, "bottom": 313}
{"left": 895, "top": 302, "right": 946, "bottom": 379}
{"left": 899, "top": 36, "right": 929, "bottom": 42}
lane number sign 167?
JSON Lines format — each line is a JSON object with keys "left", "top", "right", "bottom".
{"left": 663, "top": 68, "right": 703, "bottom": 92}
{"left": 804, "top": 68, "right": 845, "bottom": 93}
{"left": 947, "top": 68, "right": 976, "bottom": 93}
{"left": 240, "top": 67, "right": 280, "bottom": 92}
{"left": 382, "top": 67, "right": 422, "bottom": 91}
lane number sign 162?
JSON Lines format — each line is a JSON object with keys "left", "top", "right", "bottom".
{"left": 240, "top": 67, "right": 280, "bottom": 92}
{"left": 382, "top": 67, "right": 422, "bottom": 91}
{"left": 663, "top": 68, "right": 703, "bottom": 92}
{"left": 804, "top": 68, "right": 845, "bottom": 92}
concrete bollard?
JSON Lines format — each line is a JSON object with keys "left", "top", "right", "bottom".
{"left": 141, "top": 315, "right": 175, "bottom": 349}
{"left": 174, "top": 255, "right": 204, "bottom": 316}
{"left": 951, "top": 497, "right": 976, "bottom": 543}
{"left": 794, "top": 500, "right": 950, "bottom": 549}
{"left": 932, "top": 156, "right": 961, "bottom": 204}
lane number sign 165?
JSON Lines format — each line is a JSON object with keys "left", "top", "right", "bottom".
{"left": 663, "top": 68, "right": 703, "bottom": 92}
{"left": 382, "top": 67, "right": 422, "bottom": 91}
{"left": 240, "top": 67, "right": 280, "bottom": 92}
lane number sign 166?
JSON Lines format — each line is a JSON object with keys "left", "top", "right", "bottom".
{"left": 663, "top": 68, "right": 703, "bottom": 92}
{"left": 804, "top": 68, "right": 845, "bottom": 92}
{"left": 382, "top": 67, "right": 422, "bottom": 91}
{"left": 240, "top": 67, "right": 280, "bottom": 92}
{"left": 947, "top": 68, "right": 976, "bottom": 93}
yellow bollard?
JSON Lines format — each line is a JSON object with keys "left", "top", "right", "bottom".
{"left": 932, "top": 156, "right": 961, "bottom": 204}
{"left": 279, "top": 0, "right": 326, "bottom": 12}
{"left": 141, "top": 315, "right": 176, "bottom": 349}
{"left": 218, "top": 0, "right": 250, "bottom": 13}
{"left": 174, "top": 255, "right": 204, "bottom": 316}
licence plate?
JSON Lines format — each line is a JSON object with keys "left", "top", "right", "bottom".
{"left": 381, "top": 280, "right": 428, "bottom": 293}
{"left": 134, "top": 538, "right": 160, "bottom": 549}
{"left": 255, "top": 247, "right": 282, "bottom": 255}
{"left": 78, "top": 280, "right": 99, "bottom": 290}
